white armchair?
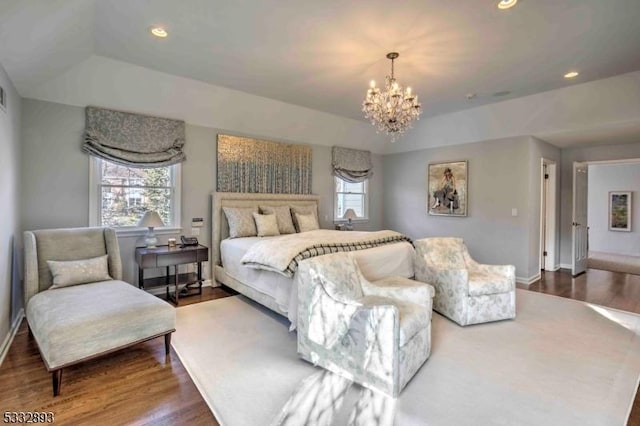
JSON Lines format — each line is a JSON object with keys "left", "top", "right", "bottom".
{"left": 296, "top": 252, "right": 434, "bottom": 397}
{"left": 414, "top": 237, "right": 516, "bottom": 326}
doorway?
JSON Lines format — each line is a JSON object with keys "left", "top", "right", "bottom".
{"left": 540, "top": 159, "right": 557, "bottom": 272}
{"left": 571, "top": 158, "right": 640, "bottom": 276}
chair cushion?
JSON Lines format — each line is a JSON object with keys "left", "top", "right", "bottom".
{"left": 27, "top": 280, "right": 175, "bottom": 369}
{"left": 359, "top": 296, "right": 429, "bottom": 347}
{"left": 468, "top": 270, "right": 513, "bottom": 296}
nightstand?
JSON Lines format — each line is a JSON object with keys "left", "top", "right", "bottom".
{"left": 135, "top": 244, "right": 208, "bottom": 304}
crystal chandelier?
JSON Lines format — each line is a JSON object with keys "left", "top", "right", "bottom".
{"left": 362, "top": 52, "right": 422, "bottom": 142}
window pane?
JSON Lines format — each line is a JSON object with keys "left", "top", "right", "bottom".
{"left": 336, "top": 193, "right": 365, "bottom": 218}
{"left": 101, "top": 161, "right": 171, "bottom": 187}
{"left": 101, "top": 186, "right": 172, "bottom": 227}
{"left": 343, "top": 181, "right": 364, "bottom": 193}
{"left": 98, "top": 160, "right": 173, "bottom": 227}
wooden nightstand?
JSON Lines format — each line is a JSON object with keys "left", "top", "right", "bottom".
{"left": 135, "top": 244, "right": 209, "bottom": 304}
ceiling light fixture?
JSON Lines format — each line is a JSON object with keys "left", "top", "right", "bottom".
{"left": 150, "top": 27, "right": 168, "bottom": 38}
{"left": 363, "top": 52, "right": 422, "bottom": 142}
{"left": 497, "top": 0, "right": 518, "bottom": 10}
{"left": 564, "top": 71, "right": 579, "bottom": 79}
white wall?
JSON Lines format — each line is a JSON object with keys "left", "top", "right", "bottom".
{"left": 383, "top": 136, "right": 547, "bottom": 282}
{"left": 588, "top": 163, "right": 640, "bottom": 256}
{"left": 0, "top": 62, "right": 22, "bottom": 356}
{"left": 21, "top": 99, "right": 385, "bottom": 285}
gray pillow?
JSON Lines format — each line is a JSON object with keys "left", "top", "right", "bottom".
{"left": 259, "top": 205, "right": 296, "bottom": 234}
{"left": 294, "top": 212, "right": 320, "bottom": 233}
{"left": 291, "top": 205, "right": 318, "bottom": 233}
{"left": 253, "top": 213, "right": 281, "bottom": 237}
{"left": 47, "top": 255, "right": 112, "bottom": 289}
{"left": 223, "top": 206, "right": 258, "bottom": 238}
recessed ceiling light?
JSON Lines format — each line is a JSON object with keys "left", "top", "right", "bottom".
{"left": 564, "top": 71, "right": 579, "bottom": 79}
{"left": 150, "top": 27, "right": 168, "bottom": 38}
{"left": 497, "top": 0, "right": 518, "bottom": 9}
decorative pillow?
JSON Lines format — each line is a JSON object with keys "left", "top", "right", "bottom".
{"left": 294, "top": 212, "right": 320, "bottom": 233}
{"left": 223, "top": 207, "right": 258, "bottom": 238}
{"left": 47, "top": 255, "right": 112, "bottom": 289}
{"left": 291, "top": 205, "right": 318, "bottom": 232}
{"left": 253, "top": 213, "right": 281, "bottom": 237}
{"left": 259, "top": 205, "right": 296, "bottom": 234}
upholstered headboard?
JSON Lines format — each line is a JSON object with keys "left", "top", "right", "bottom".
{"left": 211, "top": 192, "right": 321, "bottom": 266}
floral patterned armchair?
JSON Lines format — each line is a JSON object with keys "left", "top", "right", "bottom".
{"left": 414, "top": 237, "right": 516, "bottom": 326}
{"left": 296, "top": 252, "right": 434, "bottom": 397}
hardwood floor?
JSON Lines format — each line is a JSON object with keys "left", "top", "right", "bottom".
{"left": 0, "top": 286, "right": 235, "bottom": 426}
{"left": 1, "top": 272, "right": 638, "bottom": 425}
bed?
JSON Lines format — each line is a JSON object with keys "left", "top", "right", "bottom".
{"left": 211, "top": 192, "right": 415, "bottom": 326}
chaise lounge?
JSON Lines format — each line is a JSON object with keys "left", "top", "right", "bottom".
{"left": 24, "top": 227, "right": 176, "bottom": 396}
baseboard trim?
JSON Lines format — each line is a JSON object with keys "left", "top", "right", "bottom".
{"left": 559, "top": 263, "right": 572, "bottom": 270}
{"left": 516, "top": 273, "right": 541, "bottom": 286}
{"left": 0, "top": 309, "right": 24, "bottom": 368}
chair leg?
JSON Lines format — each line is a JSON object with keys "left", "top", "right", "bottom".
{"left": 164, "top": 333, "right": 172, "bottom": 355}
{"left": 52, "top": 369, "right": 62, "bottom": 396}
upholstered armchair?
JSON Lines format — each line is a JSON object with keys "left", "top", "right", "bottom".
{"left": 296, "top": 252, "right": 434, "bottom": 397}
{"left": 24, "top": 227, "right": 175, "bottom": 396}
{"left": 414, "top": 237, "right": 516, "bottom": 326}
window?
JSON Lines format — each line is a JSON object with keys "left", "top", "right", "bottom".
{"left": 90, "top": 158, "right": 181, "bottom": 230}
{"left": 334, "top": 177, "right": 368, "bottom": 221}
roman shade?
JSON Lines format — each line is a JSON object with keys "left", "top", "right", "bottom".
{"left": 83, "top": 106, "right": 186, "bottom": 167}
{"left": 332, "top": 146, "right": 373, "bottom": 183}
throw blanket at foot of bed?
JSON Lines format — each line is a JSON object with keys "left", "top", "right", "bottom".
{"left": 241, "top": 230, "right": 412, "bottom": 277}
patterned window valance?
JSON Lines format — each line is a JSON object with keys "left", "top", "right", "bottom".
{"left": 332, "top": 146, "right": 373, "bottom": 183}
{"left": 217, "top": 134, "right": 312, "bottom": 194}
{"left": 83, "top": 106, "right": 186, "bottom": 167}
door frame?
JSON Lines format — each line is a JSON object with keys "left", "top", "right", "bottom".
{"left": 539, "top": 158, "right": 557, "bottom": 271}
{"left": 570, "top": 157, "right": 640, "bottom": 275}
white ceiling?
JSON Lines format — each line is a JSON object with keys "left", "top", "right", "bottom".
{"left": 1, "top": 0, "right": 640, "bottom": 122}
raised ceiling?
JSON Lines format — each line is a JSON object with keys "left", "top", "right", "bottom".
{"left": 1, "top": 0, "right": 640, "bottom": 121}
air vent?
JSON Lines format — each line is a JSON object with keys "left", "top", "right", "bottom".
{"left": 0, "top": 86, "right": 6, "bottom": 112}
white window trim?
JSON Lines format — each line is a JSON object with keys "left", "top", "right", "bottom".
{"left": 333, "top": 177, "right": 369, "bottom": 223}
{"left": 89, "top": 157, "right": 182, "bottom": 236}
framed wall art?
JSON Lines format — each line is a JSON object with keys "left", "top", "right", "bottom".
{"left": 608, "top": 191, "right": 631, "bottom": 231}
{"left": 427, "top": 160, "right": 468, "bottom": 217}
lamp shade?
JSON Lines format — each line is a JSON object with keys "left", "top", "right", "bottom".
{"left": 138, "top": 211, "right": 165, "bottom": 228}
{"left": 343, "top": 209, "right": 358, "bottom": 221}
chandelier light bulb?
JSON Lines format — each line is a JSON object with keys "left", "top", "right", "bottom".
{"left": 370, "top": 80, "right": 376, "bottom": 88}
{"left": 362, "top": 52, "right": 422, "bottom": 143}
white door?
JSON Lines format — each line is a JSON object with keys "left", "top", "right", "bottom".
{"left": 572, "top": 162, "right": 589, "bottom": 276}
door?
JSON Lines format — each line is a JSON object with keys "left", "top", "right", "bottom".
{"left": 572, "top": 162, "right": 588, "bottom": 276}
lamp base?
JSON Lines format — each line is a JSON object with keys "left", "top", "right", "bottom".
{"left": 344, "top": 220, "right": 354, "bottom": 231}
{"left": 145, "top": 227, "right": 158, "bottom": 248}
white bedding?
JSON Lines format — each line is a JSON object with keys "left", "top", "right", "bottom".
{"left": 221, "top": 236, "right": 415, "bottom": 326}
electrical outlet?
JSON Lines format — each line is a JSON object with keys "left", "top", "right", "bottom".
{"left": 191, "top": 228, "right": 200, "bottom": 236}
{"left": 511, "top": 208, "right": 518, "bottom": 217}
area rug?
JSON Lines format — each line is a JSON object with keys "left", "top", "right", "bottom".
{"left": 589, "top": 251, "right": 640, "bottom": 275}
{"left": 171, "top": 290, "right": 640, "bottom": 426}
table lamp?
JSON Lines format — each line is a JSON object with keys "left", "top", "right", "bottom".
{"left": 138, "top": 211, "right": 164, "bottom": 248}
{"left": 343, "top": 208, "right": 358, "bottom": 231}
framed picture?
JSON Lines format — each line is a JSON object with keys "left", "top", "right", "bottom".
{"left": 427, "top": 160, "right": 468, "bottom": 216}
{"left": 609, "top": 191, "right": 632, "bottom": 232}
